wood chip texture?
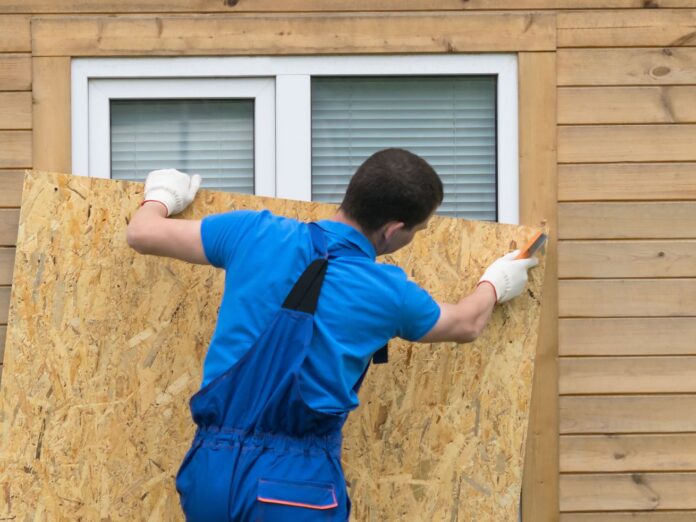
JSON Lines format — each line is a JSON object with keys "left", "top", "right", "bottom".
{"left": 0, "top": 171, "right": 545, "bottom": 521}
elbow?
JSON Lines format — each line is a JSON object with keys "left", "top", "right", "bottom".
{"left": 456, "top": 319, "right": 487, "bottom": 344}
{"left": 126, "top": 223, "right": 150, "bottom": 255}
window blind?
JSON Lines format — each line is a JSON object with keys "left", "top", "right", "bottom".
{"left": 110, "top": 99, "right": 255, "bottom": 193}
{"left": 311, "top": 77, "right": 497, "bottom": 220}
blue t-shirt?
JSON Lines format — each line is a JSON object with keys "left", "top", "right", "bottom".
{"left": 200, "top": 210, "right": 441, "bottom": 413}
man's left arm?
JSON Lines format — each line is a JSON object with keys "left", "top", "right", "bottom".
{"left": 126, "top": 169, "right": 209, "bottom": 265}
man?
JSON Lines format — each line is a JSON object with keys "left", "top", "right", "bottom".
{"left": 126, "top": 148, "right": 537, "bottom": 521}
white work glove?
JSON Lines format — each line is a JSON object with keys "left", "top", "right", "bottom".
{"left": 143, "top": 168, "right": 202, "bottom": 217}
{"left": 478, "top": 251, "right": 539, "bottom": 304}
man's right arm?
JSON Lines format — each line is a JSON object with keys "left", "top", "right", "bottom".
{"left": 418, "top": 283, "right": 497, "bottom": 344}
{"left": 417, "top": 251, "right": 538, "bottom": 344}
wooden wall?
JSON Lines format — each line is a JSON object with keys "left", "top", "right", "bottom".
{"left": 556, "top": 9, "right": 696, "bottom": 520}
{"left": 0, "top": 2, "right": 695, "bottom": 520}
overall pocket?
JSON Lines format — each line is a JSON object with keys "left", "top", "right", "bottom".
{"left": 257, "top": 477, "right": 338, "bottom": 521}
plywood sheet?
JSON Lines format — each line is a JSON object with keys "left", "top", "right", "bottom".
{"left": 0, "top": 171, "right": 545, "bottom": 521}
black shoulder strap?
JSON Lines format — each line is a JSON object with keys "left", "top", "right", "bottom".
{"left": 281, "top": 258, "right": 328, "bottom": 314}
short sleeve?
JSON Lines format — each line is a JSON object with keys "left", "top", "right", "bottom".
{"left": 200, "top": 210, "right": 260, "bottom": 269}
{"left": 395, "top": 278, "right": 441, "bottom": 342}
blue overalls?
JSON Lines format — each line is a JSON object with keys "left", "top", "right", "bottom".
{"left": 175, "top": 223, "right": 384, "bottom": 521}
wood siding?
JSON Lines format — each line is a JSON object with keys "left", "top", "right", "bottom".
{"left": 1, "top": 3, "right": 695, "bottom": 521}
{"left": 558, "top": 8, "right": 696, "bottom": 519}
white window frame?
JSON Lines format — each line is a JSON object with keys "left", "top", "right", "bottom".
{"left": 72, "top": 55, "right": 519, "bottom": 224}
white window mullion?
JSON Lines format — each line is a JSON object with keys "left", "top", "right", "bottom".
{"left": 275, "top": 75, "right": 311, "bottom": 201}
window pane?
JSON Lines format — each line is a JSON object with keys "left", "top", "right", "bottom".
{"left": 311, "top": 77, "right": 497, "bottom": 220}
{"left": 110, "top": 99, "right": 255, "bottom": 193}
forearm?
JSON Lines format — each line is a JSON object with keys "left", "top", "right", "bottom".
{"left": 126, "top": 202, "right": 208, "bottom": 264}
{"left": 448, "top": 283, "right": 497, "bottom": 342}
{"left": 126, "top": 201, "right": 168, "bottom": 254}
{"left": 419, "top": 283, "right": 496, "bottom": 344}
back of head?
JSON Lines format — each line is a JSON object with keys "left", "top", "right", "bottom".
{"left": 340, "top": 148, "right": 444, "bottom": 233}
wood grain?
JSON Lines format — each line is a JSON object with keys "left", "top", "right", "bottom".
{"left": 558, "top": 48, "right": 696, "bottom": 86}
{"left": 0, "top": 54, "right": 30, "bottom": 90}
{"left": 558, "top": 10, "right": 696, "bottom": 47}
{"left": 561, "top": 434, "right": 696, "bottom": 472}
{"left": 0, "top": 170, "right": 24, "bottom": 207}
{"left": 558, "top": 87, "right": 696, "bottom": 124}
{"left": 518, "top": 51, "right": 558, "bottom": 522}
{"left": 0, "top": 16, "right": 30, "bottom": 52}
{"left": 561, "top": 511, "right": 696, "bottom": 521}
{"left": 1, "top": 0, "right": 690, "bottom": 13}
{"left": 559, "top": 279, "right": 696, "bottom": 317}
{"left": 0, "top": 210, "right": 19, "bottom": 246}
{"left": 560, "top": 472, "right": 696, "bottom": 511}
{"left": 559, "top": 318, "right": 696, "bottom": 356}
{"left": 558, "top": 163, "right": 696, "bottom": 201}
{"left": 560, "top": 356, "right": 696, "bottom": 394}
{"left": 31, "top": 13, "right": 556, "bottom": 56}
{"left": 559, "top": 125, "right": 696, "bottom": 163}
{"left": 32, "top": 58, "right": 71, "bottom": 173}
{"left": 560, "top": 202, "right": 696, "bottom": 240}
{"left": 0, "top": 131, "right": 31, "bottom": 169}
{"left": 0, "top": 92, "right": 32, "bottom": 130}
{"left": 559, "top": 240, "right": 696, "bottom": 278}
{"left": 0, "top": 286, "right": 9, "bottom": 325}
{"left": 560, "top": 395, "right": 696, "bottom": 434}
{"left": 0, "top": 248, "right": 15, "bottom": 285}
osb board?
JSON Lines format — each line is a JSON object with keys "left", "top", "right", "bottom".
{"left": 0, "top": 171, "right": 545, "bottom": 521}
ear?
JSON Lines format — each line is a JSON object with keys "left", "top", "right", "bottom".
{"left": 382, "top": 221, "right": 406, "bottom": 242}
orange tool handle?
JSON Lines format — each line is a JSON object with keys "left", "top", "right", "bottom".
{"left": 516, "top": 231, "right": 547, "bottom": 260}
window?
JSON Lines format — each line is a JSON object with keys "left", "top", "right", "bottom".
{"left": 72, "top": 56, "right": 517, "bottom": 223}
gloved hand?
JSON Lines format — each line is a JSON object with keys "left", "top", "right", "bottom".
{"left": 143, "top": 168, "right": 202, "bottom": 217}
{"left": 478, "top": 251, "right": 539, "bottom": 304}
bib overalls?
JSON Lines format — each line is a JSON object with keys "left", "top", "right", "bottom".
{"left": 175, "top": 223, "right": 378, "bottom": 521}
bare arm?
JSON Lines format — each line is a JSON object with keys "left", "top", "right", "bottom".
{"left": 126, "top": 201, "right": 209, "bottom": 265}
{"left": 417, "top": 283, "right": 497, "bottom": 344}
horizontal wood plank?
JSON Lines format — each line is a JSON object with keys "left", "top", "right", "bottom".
{"left": 0, "top": 170, "right": 24, "bottom": 207}
{"left": 558, "top": 87, "right": 696, "bottom": 124}
{"left": 1, "top": 0, "right": 691, "bottom": 13}
{"left": 0, "top": 131, "right": 31, "bottom": 169}
{"left": 558, "top": 163, "right": 696, "bottom": 201}
{"left": 0, "top": 286, "right": 10, "bottom": 324}
{"left": 558, "top": 48, "right": 696, "bottom": 86}
{"left": 0, "top": 16, "right": 30, "bottom": 52}
{"left": 559, "top": 202, "right": 696, "bottom": 240}
{"left": 559, "top": 125, "right": 696, "bottom": 163}
{"left": 561, "top": 434, "right": 696, "bottom": 472}
{"left": 0, "top": 210, "right": 19, "bottom": 246}
{"left": 560, "top": 279, "right": 696, "bottom": 317}
{"left": 561, "top": 395, "right": 696, "bottom": 434}
{"left": 560, "top": 357, "right": 696, "bottom": 394}
{"left": 560, "top": 318, "right": 696, "bottom": 356}
{"left": 0, "top": 248, "right": 15, "bottom": 285}
{"left": 30, "top": 13, "right": 556, "bottom": 56}
{"left": 0, "top": 54, "right": 31, "bottom": 90}
{"left": 558, "top": 10, "right": 696, "bottom": 47}
{"left": 560, "top": 472, "right": 696, "bottom": 511}
{"left": 0, "top": 92, "right": 32, "bottom": 130}
{"left": 562, "top": 512, "right": 696, "bottom": 521}
{"left": 1, "top": 324, "right": 6, "bottom": 363}
{"left": 559, "top": 240, "right": 696, "bottom": 278}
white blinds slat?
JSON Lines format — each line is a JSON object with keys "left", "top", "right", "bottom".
{"left": 311, "top": 77, "right": 497, "bottom": 220}
{"left": 110, "top": 99, "right": 255, "bottom": 194}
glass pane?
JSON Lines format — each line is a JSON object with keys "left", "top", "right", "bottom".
{"left": 111, "top": 99, "right": 255, "bottom": 193}
{"left": 311, "top": 77, "right": 497, "bottom": 220}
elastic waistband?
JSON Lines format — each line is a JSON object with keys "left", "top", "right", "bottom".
{"left": 195, "top": 426, "right": 342, "bottom": 456}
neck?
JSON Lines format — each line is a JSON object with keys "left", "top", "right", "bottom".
{"left": 330, "top": 210, "right": 379, "bottom": 252}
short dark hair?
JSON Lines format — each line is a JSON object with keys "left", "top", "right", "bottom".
{"left": 340, "top": 148, "right": 444, "bottom": 233}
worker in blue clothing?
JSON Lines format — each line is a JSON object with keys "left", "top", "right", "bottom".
{"left": 126, "top": 148, "right": 538, "bottom": 521}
